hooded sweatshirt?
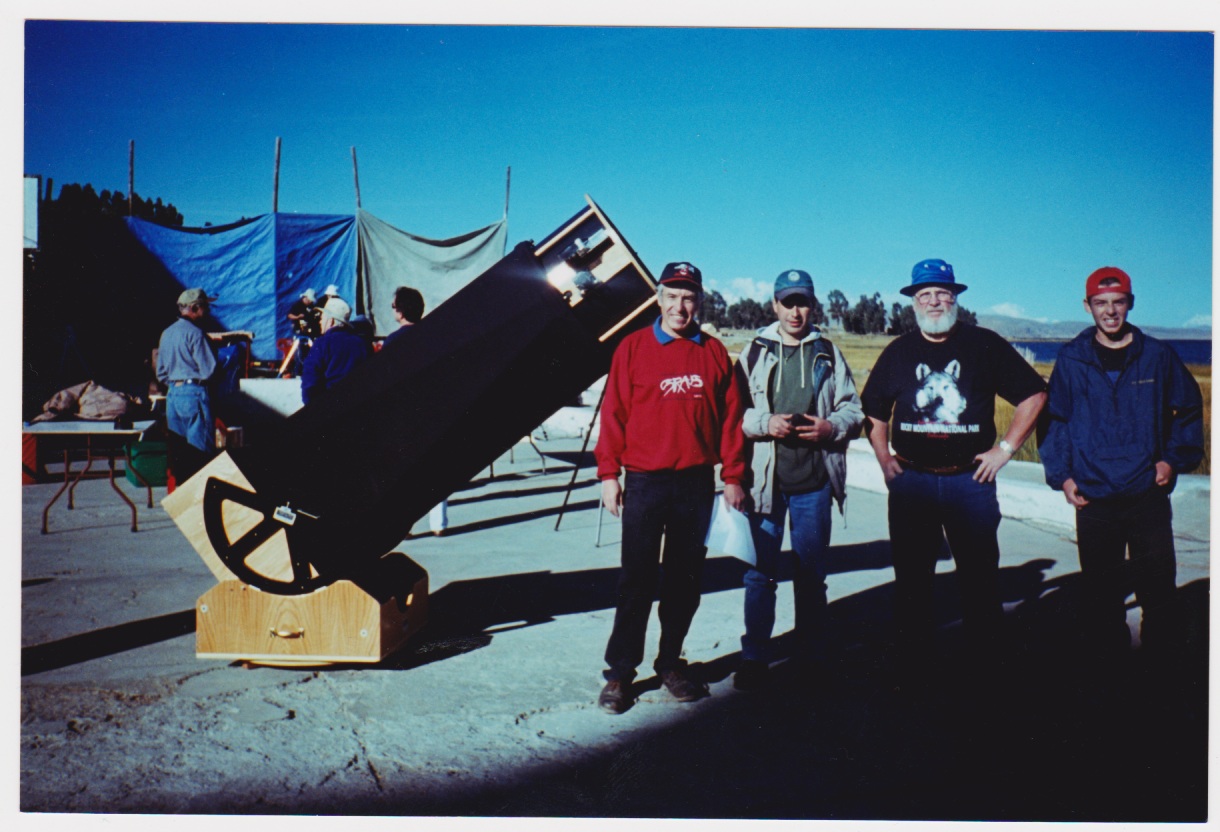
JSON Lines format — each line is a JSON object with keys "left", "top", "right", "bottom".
{"left": 736, "top": 322, "right": 864, "bottom": 515}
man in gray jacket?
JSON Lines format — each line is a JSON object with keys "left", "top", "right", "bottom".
{"left": 732, "top": 269, "right": 864, "bottom": 690}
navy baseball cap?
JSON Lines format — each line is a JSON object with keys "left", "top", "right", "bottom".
{"left": 659, "top": 262, "right": 703, "bottom": 291}
{"left": 774, "top": 269, "right": 815, "bottom": 302}
{"left": 901, "top": 258, "right": 968, "bottom": 297}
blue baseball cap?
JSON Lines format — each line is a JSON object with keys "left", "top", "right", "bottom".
{"left": 902, "top": 258, "right": 968, "bottom": 297}
{"left": 774, "top": 269, "right": 815, "bottom": 302}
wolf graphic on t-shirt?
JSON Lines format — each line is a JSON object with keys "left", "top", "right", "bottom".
{"left": 913, "top": 360, "right": 966, "bottom": 424}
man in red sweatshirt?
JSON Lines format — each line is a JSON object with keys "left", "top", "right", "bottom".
{"left": 595, "top": 261, "right": 748, "bottom": 714}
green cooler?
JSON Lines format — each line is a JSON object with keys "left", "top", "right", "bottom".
{"left": 126, "top": 440, "right": 168, "bottom": 487}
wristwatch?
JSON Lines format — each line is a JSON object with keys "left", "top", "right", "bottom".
{"left": 997, "top": 439, "right": 1016, "bottom": 455}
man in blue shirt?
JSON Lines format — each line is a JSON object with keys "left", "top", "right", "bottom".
{"left": 1042, "top": 267, "right": 1204, "bottom": 659}
{"left": 156, "top": 288, "right": 218, "bottom": 457}
{"left": 301, "top": 297, "right": 371, "bottom": 405}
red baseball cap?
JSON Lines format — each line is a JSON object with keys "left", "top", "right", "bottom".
{"left": 1085, "top": 266, "right": 1132, "bottom": 298}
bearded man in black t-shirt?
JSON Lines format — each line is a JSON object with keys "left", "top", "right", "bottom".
{"left": 861, "top": 259, "right": 1047, "bottom": 674}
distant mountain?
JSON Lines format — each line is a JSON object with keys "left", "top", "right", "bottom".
{"left": 977, "top": 313, "right": 1211, "bottom": 341}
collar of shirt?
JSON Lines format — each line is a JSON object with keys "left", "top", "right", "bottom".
{"left": 652, "top": 317, "right": 703, "bottom": 345}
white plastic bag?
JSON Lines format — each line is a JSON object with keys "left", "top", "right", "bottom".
{"left": 704, "top": 495, "right": 757, "bottom": 566}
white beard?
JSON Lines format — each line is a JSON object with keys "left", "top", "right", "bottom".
{"left": 915, "top": 302, "right": 959, "bottom": 335}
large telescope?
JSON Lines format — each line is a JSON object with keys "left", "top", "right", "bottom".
{"left": 164, "top": 197, "right": 658, "bottom": 663}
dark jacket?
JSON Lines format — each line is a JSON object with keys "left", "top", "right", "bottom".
{"left": 301, "top": 326, "right": 371, "bottom": 405}
{"left": 1041, "top": 326, "right": 1203, "bottom": 499}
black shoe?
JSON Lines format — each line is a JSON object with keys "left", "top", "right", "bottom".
{"left": 733, "top": 659, "right": 771, "bottom": 691}
{"left": 598, "top": 679, "right": 632, "bottom": 714}
{"left": 660, "top": 668, "right": 706, "bottom": 702}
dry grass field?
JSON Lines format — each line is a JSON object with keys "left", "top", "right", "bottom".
{"left": 716, "top": 327, "right": 1211, "bottom": 476}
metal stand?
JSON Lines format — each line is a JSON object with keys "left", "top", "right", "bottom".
{"left": 41, "top": 437, "right": 147, "bottom": 534}
{"left": 553, "top": 384, "right": 607, "bottom": 533}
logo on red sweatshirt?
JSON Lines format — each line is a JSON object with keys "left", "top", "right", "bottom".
{"left": 660, "top": 374, "right": 705, "bottom": 396}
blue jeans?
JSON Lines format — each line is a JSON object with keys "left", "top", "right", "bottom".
{"left": 741, "top": 485, "right": 832, "bottom": 664}
{"left": 887, "top": 468, "right": 1003, "bottom": 654}
{"left": 166, "top": 384, "right": 214, "bottom": 453}
{"left": 603, "top": 467, "right": 714, "bottom": 683}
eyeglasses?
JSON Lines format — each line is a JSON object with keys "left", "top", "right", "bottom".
{"left": 914, "top": 289, "right": 956, "bottom": 306}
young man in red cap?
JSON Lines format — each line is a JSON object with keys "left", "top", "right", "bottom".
{"left": 1041, "top": 266, "right": 1203, "bottom": 660}
{"left": 595, "top": 261, "right": 747, "bottom": 714}
{"left": 861, "top": 258, "right": 1047, "bottom": 678}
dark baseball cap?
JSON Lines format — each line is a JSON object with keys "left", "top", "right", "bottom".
{"left": 659, "top": 262, "right": 703, "bottom": 291}
{"left": 774, "top": 269, "right": 815, "bottom": 302}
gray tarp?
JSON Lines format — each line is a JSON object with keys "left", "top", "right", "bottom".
{"left": 357, "top": 209, "right": 507, "bottom": 336}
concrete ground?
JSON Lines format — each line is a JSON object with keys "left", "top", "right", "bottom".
{"left": 19, "top": 439, "right": 1210, "bottom": 821}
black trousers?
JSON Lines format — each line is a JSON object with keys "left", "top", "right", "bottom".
{"left": 1075, "top": 486, "right": 1179, "bottom": 654}
{"left": 603, "top": 467, "right": 714, "bottom": 682}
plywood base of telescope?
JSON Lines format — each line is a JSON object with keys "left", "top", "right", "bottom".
{"left": 163, "top": 451, "right": 297, "bottom": 586}
{"left": 195, "top": 568, "right": 428, "bottom": 666}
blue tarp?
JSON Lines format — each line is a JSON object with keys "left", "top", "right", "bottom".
{"left": 125, "top": 211, "right": 505, "bottom": 360}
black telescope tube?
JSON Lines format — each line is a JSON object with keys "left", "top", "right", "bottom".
{"left": 214, "top": 239, "right": 655, "bottom": 593}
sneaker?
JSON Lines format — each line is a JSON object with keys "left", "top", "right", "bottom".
{"left": 598, "top": 679, "right": 632, "bottom": 714}
{"left": 733, "top": 659, "right": 770, "bottom": 691}
{"left": 660, "top": 668, "right": 706, "bottom": 702}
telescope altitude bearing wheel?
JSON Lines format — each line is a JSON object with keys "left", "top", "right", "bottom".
{"left": 202, "top": 477, "right": 331, "bottom": 595}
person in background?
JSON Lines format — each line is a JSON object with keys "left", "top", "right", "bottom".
{"left": 594, "top": 261, "right": 747, "bottom": 715}
{"left": 1040, "top": 266, "right": 1203, "bottom": 663}
{"left": 383, "top": 285, "right": 447, "bottom": 535}
{"left": 300, "top": 297, "right": 370, "bottom": 405}
{"left": 319, "top": 283, "right": 342, "bottom": 311}
{"left": 156, "top": 288, "right": 219, "bottom": 481}
{"left": 383, "top": 286, "right": 424, "bottom": 348}
{"left": 287, "top": 288, "right": 321, "bottom": 338}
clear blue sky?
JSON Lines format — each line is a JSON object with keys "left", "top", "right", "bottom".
{"left": 23, "top": 21, "right": 1214, "bottom": 328}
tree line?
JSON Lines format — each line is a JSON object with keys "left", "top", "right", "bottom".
{"left": 23, "top": 181, "right": 191, "bottom": 416}
{"left": 48, "top": 181, "right": 186, "bottom": 227}
{"left": 701, "top": 288, "right": 976, "bottom": 335}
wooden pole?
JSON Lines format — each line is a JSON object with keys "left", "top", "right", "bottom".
{"left": 351, "top": 146, "right": 362, "bottom": 209}
{"left": 503, "top": 165, "right": 511, "bottom": 218}
{"left": 273, "top": 137, "right": 282, "bottom": 213}
{"left": 128, "top": 140, "right": 135, "bottom": 216}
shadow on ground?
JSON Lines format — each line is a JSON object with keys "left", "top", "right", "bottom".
{"left": 22, "top": 610, "right": 196, "bottom": 676}
{"left": 22, "top": 535, "right": 1209, "bottom": 821}
{"left": 307, "top": 559, "right": 1211, "bottom": 821}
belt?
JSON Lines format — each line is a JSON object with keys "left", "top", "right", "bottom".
{"left": 170, "top": 379, "right": 205, "bottom": 386}
{"left": 895, "top": 455, "right": 979, "bottom": 476}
